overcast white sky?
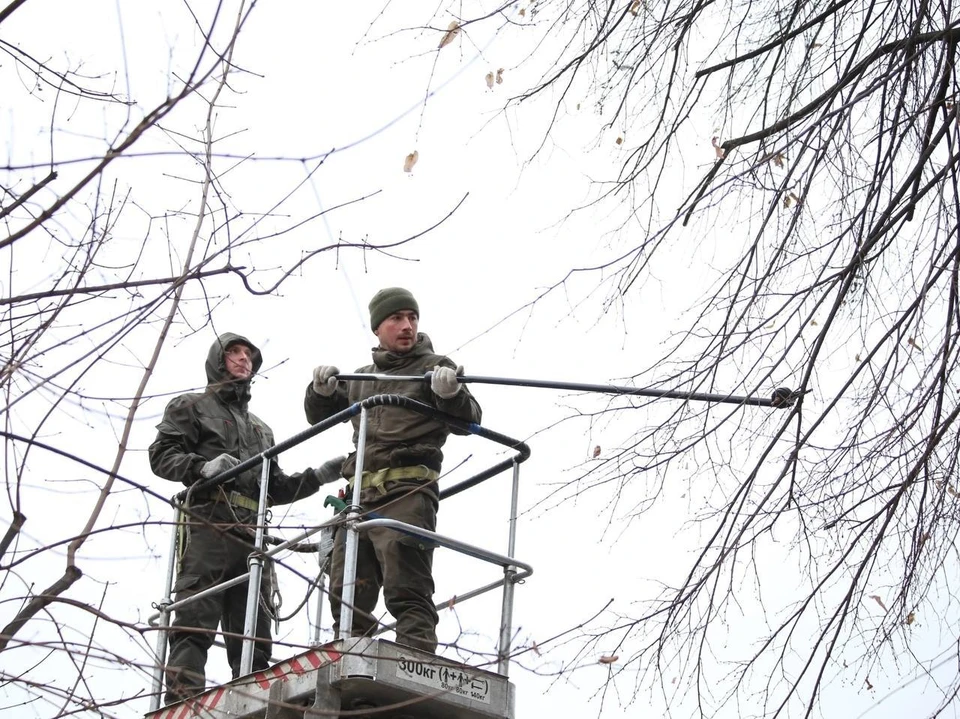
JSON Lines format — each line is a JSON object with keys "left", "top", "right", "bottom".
{"left": 0, "top": 2, "right": 954, "bottom": 718}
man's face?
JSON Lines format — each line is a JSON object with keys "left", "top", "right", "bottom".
{"left": 374, "top": 309, "right": 419, "bottom": 353}
{"left": 224, "top": 343, "right": 254, "bottom": 380}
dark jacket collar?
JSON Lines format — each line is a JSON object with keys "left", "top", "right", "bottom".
{"left": 372, "top": 333, "right": 434, "bottom": 371}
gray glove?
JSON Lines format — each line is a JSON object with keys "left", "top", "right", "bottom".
{"left": 312, "top": 365, "right": 340, "bottom": 397}
{"left": 200, "top": 453, "right": 240, "bottom": 479}
{"left": 316, "top": 455, "right": 347, "bottom": 485}
{"left": 431, "top": 365, "right": 463, "bottom": 399}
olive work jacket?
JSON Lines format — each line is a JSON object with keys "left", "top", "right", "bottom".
{"left": 302, "top": 333, "right": 482, "bottom": 501}
{"left": 149, "top": 332, "right": 321, "bottom": 521}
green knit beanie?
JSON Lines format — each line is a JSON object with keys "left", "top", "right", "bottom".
{"left": 369, "top": 287, "right": 419, "bottom": 331}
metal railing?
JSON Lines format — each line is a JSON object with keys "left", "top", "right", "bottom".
{"left": 146, "top": 394, "right": 531, "bottom": 712}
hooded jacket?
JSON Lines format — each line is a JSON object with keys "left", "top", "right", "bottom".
{"left": 303, "top": 333, "right": 482, "bottom": 492}
{"left": 150, "top": 332, "right": 320, "bottom": 511}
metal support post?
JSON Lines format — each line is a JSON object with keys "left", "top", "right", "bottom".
{"left": 497, "top": 460, "right": 521, "bottom": 676}
{"left": 239, "top": 456, "right": 273, "bottom": 675}
{"left": 149, "top": 505, "right": 183, "bottom": 712}
{"left": 338, "top": 405, "right": 369, "bottom": 640}
{"left": 311, "top": 571, "right": 325, "bottom": 646}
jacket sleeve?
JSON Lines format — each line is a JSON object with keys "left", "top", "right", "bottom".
{"left": 148, "top": 395, "right": 207, "bottom": 486}
{"left": 267, "top": 462, "right": 321, "bottom": 505}
{"left": 433, "top": 356, "right": 482, "bottom": 434}
{"left": 304, "top": 379, "right": 349, "bottom": 425}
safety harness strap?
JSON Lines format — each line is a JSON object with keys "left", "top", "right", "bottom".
{"left": 347, "top": 465, "right": 439, "bottom": 495}
{"left": 192, "top": 489, "right": 260, "bottom": 512}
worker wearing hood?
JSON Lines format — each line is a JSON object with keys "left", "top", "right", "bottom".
{"left": 150, "top": 332, "right": 341, "bottom": 705}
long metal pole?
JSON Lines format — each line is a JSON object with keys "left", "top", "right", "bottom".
{"left": 149, "top": 506, "right": 183, "bottom": 712}
{"left": 497, "top": 459, "right": 521, "bottom": 676}
{"left": 312, "top": 570, "right": 325, "bottom": 646}
{"left": 338, "top": 405, "right": 369, "bottom": 641}
{"left": 335, "top": 373, "right": 795, "bottom": 408}
{"left": 239, "top": 457, "right": 272, "bottom": 675}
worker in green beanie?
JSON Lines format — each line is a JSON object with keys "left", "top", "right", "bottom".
{"left": 304, "top": 287, "right": 482, "bottom": 653}
{"left": 368, "top": 286, "right": 419, "bottom": 332}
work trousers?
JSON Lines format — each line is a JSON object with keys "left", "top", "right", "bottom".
{"left": 329, "top": 488, "right": 439, "bottom": 653}
{"left": 165, "top": 511, "right": 272, "bottom": 704}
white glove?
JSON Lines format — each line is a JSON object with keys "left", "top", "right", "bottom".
{"left": 312, "top": 365, "right": 340, "bottom": 397}
{"left": 200, "top": 453, "right": 240, "bottom": 479}
{"left": 431, "top": 365, "right": 463, "bottom": 399}
{"left": 316, "top": 455, "right": 347, "bottom": 485}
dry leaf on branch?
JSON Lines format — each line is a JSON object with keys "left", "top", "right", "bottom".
{"left": 496, "top": 68, "right": 504, "bottom": 84}
{"left": 783, "top": 191, "right": 800, "bottom": 208}
{"left": 773, "top": 152, "right": 785, "bottom": 168}
{"left": 593, "top": 445, "right": 601, "bottom": 458}
{"left": 630, "top": 0, "right": 642, "bottom": 15}
{"left": 485, "top": 72, "right": 495, "bottom": 89}
{"left": 711, "top": 136, "right": 725, "bottom": 158}
{"left": 403, "top": 151, "right": 419, "bottom": 173}
{"left": 598, "top": 655, "right": 619, "bottom": 664}
{"left": 615, "top": 136, "right": 623, "bottom": 145}
{"left": 906, "top": 611, "right": 916, "bottom": 625}
{"left": 439, "top": 21, "right": 459, "bottom": 49}
{"left": 869, "top": 595, "right": 887, "bottom": 610}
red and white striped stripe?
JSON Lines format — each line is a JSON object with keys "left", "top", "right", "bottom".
{"left": 146, "top": 646, "right": 341, "bottom": 718}
{"left": 148, "top": 687, "right": 225, "bottom": 719}
{"left": 252, "top": 646, "right": 341, "bottom": 689}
